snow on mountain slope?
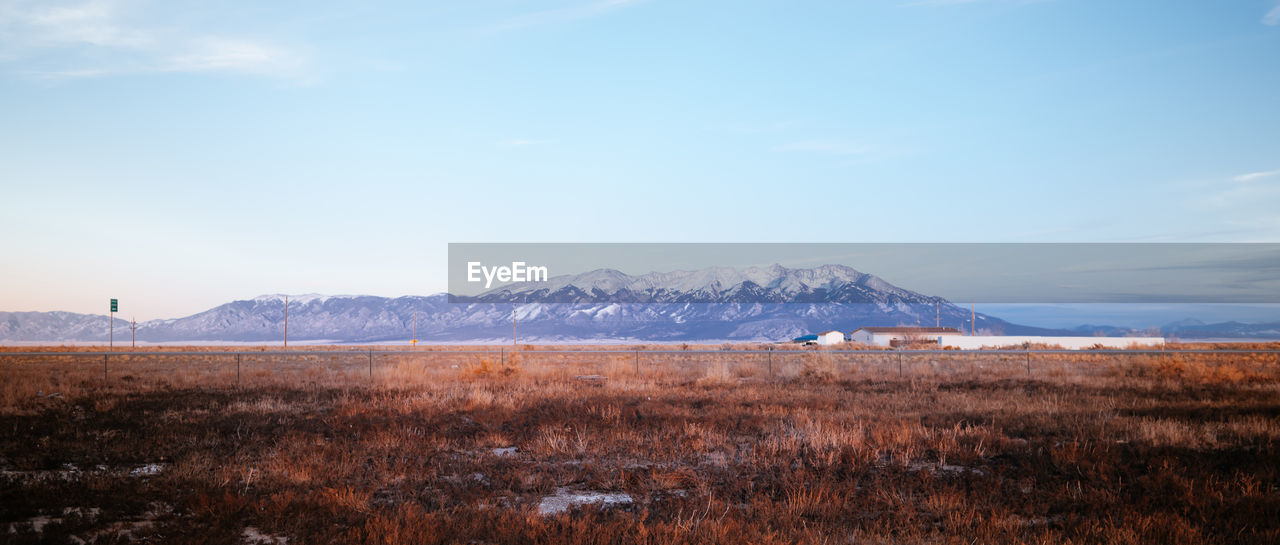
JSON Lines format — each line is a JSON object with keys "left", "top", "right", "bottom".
{"left": 2, "top": 265, "right": 1081, "bottom": 343}
{"left": 0, "top": 311, "right": 132, "bottom": 342}
{"left": 472, "top": 264, "right": 927, "bottom": 304}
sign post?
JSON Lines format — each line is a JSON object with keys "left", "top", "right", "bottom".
{"left": 109, "top": 299, "right": 117, "bottom": 350}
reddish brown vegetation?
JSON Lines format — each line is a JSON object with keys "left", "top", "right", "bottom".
{"left": 1, "top": 346, "right": 1278, "bottom": 544}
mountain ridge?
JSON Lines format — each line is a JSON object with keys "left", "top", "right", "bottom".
{"left": 7, "top": 264, "right": 1267, "bottom": 343}
{"left": 465, "top": 264, "right": 932, "bottom": 305}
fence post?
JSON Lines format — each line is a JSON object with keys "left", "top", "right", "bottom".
{"left": 768, "top": 348, "right": 774, "bottom": 379}
{"left": 236, "top": 353, "right": 241, "bottom": 387}
{"left": 634, "top": 350, "right": 639, "bottom": 375}
{"left": 103, "top": 353, "right": 108, "bottom": 381}
{"left": 1025, "top": 351, "right": 1031, "bottom": 376}
{"left": 897, "top": 350, "right": 903, "bottom": 377}
{"left": 368, "top": 349, "right": 373, "bottom": 379}
{"left": 501, "top": 348, "right": 505, "bottom": 366}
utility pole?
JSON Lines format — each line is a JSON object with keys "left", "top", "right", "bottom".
{"left": 411, "top": 311, "right": 418, "bottom": 346}
{"left": 936, "top": 301, "right": 939, "bottom": 328}
{"left": 131, "top": 317, "right": 136, "bottom": 348}
{"left": 970, "top": 302, "right": 975, "bottom": 336}
{"left": 284, "top": 295, "right": 289, "bottom": 347}
{"left": 513, "top": 304, "right": 518, "bottom": 345}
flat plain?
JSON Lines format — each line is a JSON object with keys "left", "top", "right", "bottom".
{"left": 1, "top": 345, "right": 1278, "bottom": 544}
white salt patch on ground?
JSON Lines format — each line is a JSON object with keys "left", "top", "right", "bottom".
{"left": 2, "top": 463, "right": 165, "bottom": 483}
{"left": 492, "top": 446, "right": 519, "bottom": 457}
{"left": 1, "top": 463, "right": 82, "bottom": 483}
{"left": 243, "top": 526, "right": 289, "bottom": 544}
{"left": 64, "top": 507, "right": 101, "bottom": 518}
{"left": 537, "top": 487, "right": 633, "bottom": 516}
{"left": 907, "top": 462, "right": 986, "bottom": 477}
{"left": 130, "top": 463, "right": 165, "bottom": 477}
{"left": 19, "top": 515, "right": 56, "bottom": 533}
{"left": 5, "top": 508, "right": 99, "bottom": 535}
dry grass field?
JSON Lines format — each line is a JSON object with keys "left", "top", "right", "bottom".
{"left": 2, "top": 345, "right": 1279, "bottom": 544}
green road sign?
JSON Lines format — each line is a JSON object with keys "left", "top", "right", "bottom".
{"left": 110, "top": 299, "right": 117, "bottom": 312}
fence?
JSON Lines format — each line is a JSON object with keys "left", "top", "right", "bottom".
{"left": 3, "top": 349, "right": 1279, "bottom": 388}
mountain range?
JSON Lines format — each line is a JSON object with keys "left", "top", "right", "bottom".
{"left": 1071, "top": 320, "right": 1280, "bottom": 340}
{"left": 1, "top": 264, "right": 1274, "bottom": 343}
{"left": 459, "top": 264, "right": 925, "bottom": 304}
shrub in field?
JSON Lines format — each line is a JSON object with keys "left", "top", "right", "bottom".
{"left": 462, "top": 354, "right": 521, "bottom": 378}
{"left": 696, "top": 361, "right": 736, "bottom": 386}
{"left": 1126, "top": 354, "right": 1274, "bottom": 384}
{"left": 799, "top": 351, "right": 837, "bottom": 383}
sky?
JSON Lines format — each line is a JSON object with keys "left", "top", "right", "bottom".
{"left": 1, "top": 0, "right": 1279, "bottom": 321}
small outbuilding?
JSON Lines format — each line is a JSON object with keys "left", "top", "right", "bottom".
{"left": 815, "top": 330, "right": 846, "bottom": 346}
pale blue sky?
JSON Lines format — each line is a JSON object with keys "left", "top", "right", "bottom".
{"left": 2, "top": 0, "right": 1279, "bottom": 320}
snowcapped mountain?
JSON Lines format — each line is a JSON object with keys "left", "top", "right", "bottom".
{"left": 137, "top": 295, "right": 492, "bottom": 342}
{"left": 1071, "top": 319, "right": 1280, "bottom": 340}
{"left": 1163, "top": 321, "right": 1280, "bottom": 339}
{"left": 466, "top": 264, "right": 924, "bottom": 304}
{"left": 3, "top": 264, "right": 1079, "bottom": 343}
{"left": 0, "top": 311, "right": 133, "bottom": 343}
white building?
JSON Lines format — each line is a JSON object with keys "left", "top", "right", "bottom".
{"left": 935, "top": 335, "right": 1164, "bottom": 350}
{"left": 850, "top": 327, "right": 959, "bottom": 347}
{"left": 849, "top": 327, "right": 1164, "bottom": 350}
{"left": 815, "top": 330, "right": 846, "bottom": 346}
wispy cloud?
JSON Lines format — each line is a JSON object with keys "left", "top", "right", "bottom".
{"left": 3, "top": 0, "right": 149, "bottom": 49}
{"left": 1265, "top": 3, "right": 1280, "bottom": 26}
{"left": 1232, "top": 169, "right": 1280, "bottom": 183}
{"left": 485, "top": 0, "right": 649, "bottom": 33}
{"left": 164, "top": 38, "right": 306, "bottom": 76}
{"left": 1198, "top": 168, "right": 1280, "bottom": 212}
{"left": 0, "top": 0, "right": 310, "bottom": 81}
{"left": 772, "top": 140, "right": 874, "bottom": 156}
